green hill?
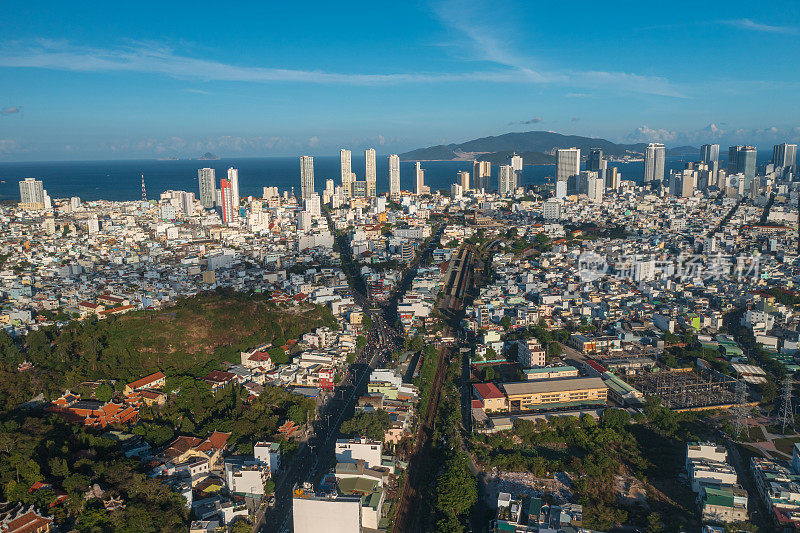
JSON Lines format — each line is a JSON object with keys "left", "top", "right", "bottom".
{"left": 0, "top": 288, "right": 338, "bottom": 409}
{"left": 400, "top": 130, "right": 697, "bottom": 162}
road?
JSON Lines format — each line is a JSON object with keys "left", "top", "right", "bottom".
{"left": 256, "top": 217, "right": 443, "bottom": 533}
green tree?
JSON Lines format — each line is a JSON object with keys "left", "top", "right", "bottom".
{"left": 546, "top": 342, "right": 562, "bottom": 358}
{"left": 434, "top": 453, "right": 477, "bottom": 521}
{"left": 340, "top": 410, "right": 392, "bottom": 442}
{"left": 94, "top": 382, "right": 114, "bottom": 402}
{"left": 646, "top": 512, "right": 665, "bottom": 533}
{"left": 230, "top": 519, "right": 252, "bottom": 533}
{"left": 268, "top": 346, "right": 290, "bottom": 366}
{"left": 760, "top": 379, "right": 778, "bottom": 404}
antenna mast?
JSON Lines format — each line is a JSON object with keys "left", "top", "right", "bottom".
{"left": 780, "top": 375, "right": 794, "bottom": 434}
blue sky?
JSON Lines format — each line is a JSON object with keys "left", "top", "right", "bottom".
{"left": 1, "top": 0, "right": 799, "bottom": 160}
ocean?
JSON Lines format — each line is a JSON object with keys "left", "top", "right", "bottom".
{"left": 0, "top": 155, "right": 720, "bottom": 202}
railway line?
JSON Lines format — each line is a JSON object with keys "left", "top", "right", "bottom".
{"left": 392, "top": 244, "right": 476, "bottom": 532}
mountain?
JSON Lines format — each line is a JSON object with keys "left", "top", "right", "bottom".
{"left": 476, "top": 150, "right": 555, "bottom": 165}
{"left": 666, "top": 145, "right": 700, "bottom": 156}
{"left": 399, "top": 131, "right": 697, "bottom": 162}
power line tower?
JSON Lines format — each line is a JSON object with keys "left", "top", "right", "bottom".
{"left": 141, "top": 172, "right": 147, "bottom": 202}
{"left": 733, "top": 377, "right": 747, "bottom": 439}
{"left": 780, "top": 375, "right": 794, "bottom": 434}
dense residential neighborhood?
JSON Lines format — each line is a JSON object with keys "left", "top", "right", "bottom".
{"left": 1, "top": 140, "right": 800, "bottom": 533}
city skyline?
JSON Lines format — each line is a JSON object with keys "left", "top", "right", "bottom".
{"left": 1, "top": 0, "right": 800, "bottom": 161}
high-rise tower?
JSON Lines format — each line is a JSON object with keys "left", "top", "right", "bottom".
{"left": 300, "top": 156, "right": 315, "bottom": 199}
{"left": 388, "top": 154, "right": 400, "bottom": 200}
{"left": 227, "top": 167, "right": 240, "bottom": 208}
{"left": 220, "top": 178, "right": 235, "bottom": 223}
{"left": 198, "top": 168, "right": 216, "bottom": 209}
{"left": 365, "top": 148, "right": 376, "bottom": 197}
{"left": 340, "top": 149, "right": 352, "bottom": 197}
{"left": 556, "top": 148, "right": 580, "bottom": 184}
{"left": 701, "top": 144, "right": 720, "bottom": 164}
{"left": 644, "top": 143, "right": 666, "bottom": 183}
{"left": 773, "top": 143, "right": 797, "bottom": 178}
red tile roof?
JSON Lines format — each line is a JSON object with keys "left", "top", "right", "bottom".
{"left": 127, "top": 371, "right": 165, "bottom": 391}
{"left": 473, "top": 382, "right": 504, "bottom": 400}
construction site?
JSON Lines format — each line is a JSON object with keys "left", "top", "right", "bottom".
{"left": 624, "top": 367, "right": 741, "bottom": 411}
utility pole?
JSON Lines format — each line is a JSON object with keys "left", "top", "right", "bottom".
{"left": 780, "top": 374, "right": 794, "bottom": 434}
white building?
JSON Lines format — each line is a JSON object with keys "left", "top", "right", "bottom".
{"left": 517, "top": 339, "right": 546, "bottom": 368}
{"left": 498, "top": 165, "right": 516, "bottom": 196}
{"left": 87, "top": 216, "right": 100, "bottom": 234}
{"left": 341, "top": 149, "right": 352, "bottom": 198}
{"left": 365, "top": 148, "right": 376, "bottom": 197}
{"left": 224, "top": 459, "right": 268, "bottom": 495}
{"left": 293, "top": 491, "right": 361, "bottom": 533}
{"left": 415, "top": 162, "right": 427, "bottom": 195}
{"left": 304, "top": 193, "right": 321, "bottom": 217}
{"left": 543, "top": 199, "right": 561, "bottom": 220}
{"left": 254, "top": 442, "right": 281, "bottom": 474}
{"left": 644, "top": 143, "right": 666, "bottom": 183}
{"left": 18, "top": 178, "right": 46, "bottom": 209}
{"left": 388, "top": 155, "right": 400, "bottom": 200}
{"left": 227, "top": 167, "right": 240, "bottom": 208}
{"left": 510, "top": 153, "right": 523, "bottom": 188}
{"left": 335, "top": 437, "right": 382, "bottom": 469}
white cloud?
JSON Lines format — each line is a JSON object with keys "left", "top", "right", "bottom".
{"left": 0, "top": 39, "right": 529, "bottom": 87}
{"left": 721, "top": 19, "right": 799, "bottom": 35}
{"left": 624, "top": 123, "right": 800, "bottom": 146}
{"left": 430, "top": 0, "right": 685, "bottom": 97}
{"left": 0, "top": 26, "right": 684, "bottom": 96}
{"left": 0, "top": 139, "right": 20, "bottom": 153}
{"left": 626, "top": 125, "right": 678, "bottom": 143}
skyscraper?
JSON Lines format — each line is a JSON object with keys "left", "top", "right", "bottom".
{"left": 227, "top": 167, "right": 240, "bottom": 208}
{"left": 701, "top": 144, "right": 720, "bottom": 164}
{"left": 340, "top": 149, "right": 352, "bottom": 198}
{"left": 556, "top": 148, "right": 580, "bottom": 184}
{"left": 498, "top": 165, "right": 516, "bottom": 196}
{"left": 643, "top": 143, "right": 666, "bottom": 183}
{"left": 458, "top": 170, "right": 469, "bottom": 191}
{"left": 300, "top": 156, "right": 315, "bottom": 199}
{"left": 388, "top": 154, "right": 400, "bottom": 200}
{"left": 728, "top": 146, "right": 757, "bottom": 189}
{"left": 473, "top": 160, "right": 491, "bottom": 191}
{"left": 19, "top": 178, "right": 45, "bottom": 208}
{"left": 510, "top": 153, "right": 523, "bottom": 189}
{"left": 220, "top": 178, "right": 235, "bottom": 223}
{"left": 180, "top": 191, "right": 195, "bottom": 216}
{"left": 415, "top": 162, "right": 426, "bottom": 195}
{"left": 198, "top": 168, "right": 216, "bottom": 209}
{"left": 365, "top": 148, "right": 376, "bottom": 197}
{"left": 605, "top": 167, "right": 620, "bottom": 190}
{"left": 587, "top": 149, "right": 603, "bottom": 171}
{"left": 773, "top": 143, "right": 797, "bottom": 177}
